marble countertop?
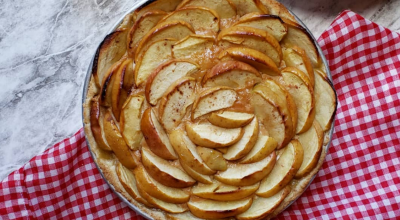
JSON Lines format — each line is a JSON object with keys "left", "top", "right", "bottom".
{"left": 0, "top": 0, "right": 399, "bottom": 181}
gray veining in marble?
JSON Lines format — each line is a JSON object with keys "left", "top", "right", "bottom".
{"left": 0, "top": 0, "right": 399, "bottom": 181}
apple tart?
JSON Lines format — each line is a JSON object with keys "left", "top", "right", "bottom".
{"left": 83, "top": 0, "right": 337, "bottom": 219}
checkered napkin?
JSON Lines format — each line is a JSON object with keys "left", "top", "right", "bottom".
{"left": 1, "top": 10, "right": 400, "bottom": 219}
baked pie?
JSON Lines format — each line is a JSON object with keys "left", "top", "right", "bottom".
{"left": 83, "top": 0, "right": 337, "bottom": 219}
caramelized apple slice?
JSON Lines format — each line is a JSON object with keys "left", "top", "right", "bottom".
{"left": 230, "top": 0, "right": 268, "bottom": 16}
{"left": 193, "top": 180, "right": 259, "bottom": 201}
{"left": 145, "top": 60, "right": 199, "bottom": 105}
{"left": 314, "top": 69, "right": 337, "bottom": 131}
{"left": 196, "top": 146, "right": 227, "bottom": 171}
{"left": 215, "top": 152, "right": 276, "bottom": 186}
{"left": 160, "top": 6, "right": 220, "bottom": 33}
{"left": 159, "top": 77, "right": 197, "bottom": 132}
{"left": 120, "top": 95, "right": 144, "bottom": 151}
{"left": 177, "top": 0, "right": 237, "bottom": 19}
{"left": 172, "top": 35, "right": 215, "bottom": 59}
{"left": 90, "top": 97, "right": 112, "bottom": 151}
{"left": 224, "top": 117, "right": 258, "bottom": 160}
{"left": 258, "top": 0, "right": 296, "bottom": 23}
{"left": 202, "top": 60, "right": 261, "bottom": 88}
{"left": 135, "top": 0, "right": 183, "bottom": 19}
{"left": 192, "top": 87, "right": 237, "bottom": 119}
{"left": 111, "top": 59, "right": 132, "bottom": 120}
{"left": 283, "top": 46, "right": 315, "bottom": 86}
{"left": 186, "top": 122, "right": 244, "bottom": 148}
{"left": 141, "top": 147, "right": 196, "bottom": 188}
{"left": 208, "top": 111, "right": 254, "bottom": 128}
{"left": 257, "top": 140, "right": 303, "bottom": 197}
{"left": 188, "top": 197, "right": 252, "bottom": 219}
{"left": 180, "top": 162, "right": 213, "bottom": 184}
{"left": 141, "top": 108, "right": 178, "bottom": 160}
{"left": 240, "top": 135, "right": 277, "bottom": 164}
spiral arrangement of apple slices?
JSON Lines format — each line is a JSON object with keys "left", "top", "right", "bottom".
{"left": 87, "top": 0, "right": 337, "bottom": 219}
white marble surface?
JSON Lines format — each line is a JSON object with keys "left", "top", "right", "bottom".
{"left": 0, "top": 0, "right": 399, "bottom": 181}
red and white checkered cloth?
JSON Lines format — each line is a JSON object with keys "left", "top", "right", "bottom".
{"left": 1, "top": 10, "right": 400, "bottom": 219}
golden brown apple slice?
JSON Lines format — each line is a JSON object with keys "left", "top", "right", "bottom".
{"left": 215, "top": 152, "right": 276, "bottom": 186}
{"left": 281, "top": 18, "right": 319, "bottom": 66}
{"left": 166, "top": 212, "right": 204, "bottom": 220}
{"left": 134, "top": 166, "right": 189, "bottom": 203}
{"left": 177, "top": 0, "right": 237, "bottom": 19}
{"left": 172, "top": 35, "right": 215, "bottom": 59}
{"left": 141, "top": 108, "right": 178, "bottom": 160}
{"left": 208, "top": 111, "right": 254, "bottom": 128}
{"left": 134, "top": 38, "right": 176, "bottom": 86}
{"left": 193, "top": 180, "right": 259, "bottom": 201}
{"left": 115, "top": 162, "right": 153, "bottom": 207}
{"left": 136, "top": 184, "right": 188, "bottom": 213}
{"left": 135, "top": 20, "right": 194, "bottom": 61}
{"left": 295, "top": 121, "right": 324, "bottom": 178}
{"left": 188, "top": 197, "right": 252, "bottom": 219}
{"left": 160, "top": 7, "right": 220, "bottom": 33}
{"left": 258, "top": 0, "right": 296, "bottom": 24}
{"left": 196, "top": 147, "right": 227, "bottom": 171}
{"left": 192, "top": 87, "right": 237, "bottom": 119}
{"left": 103, "top": 111, "right": 138, "bottom": 169}
{"left": 141, "top": 147, "right": 196, "bottom": 188}
{"left": 180, "top": 162, "right": 213, "bottom": 184}
{"left": 240, "top": 135, "right": 277, "bottom": 164}
{"left": 186, "top": 122, "right": 243, "bottom": 148}
{"left": 230, "top": 0, "right": 268, "bottom": 16}
{"left": 202, "top": 60, "right": 261, "bottom": 88}
{"left": 99, "top": 58, "right": 125, "bottom": 107}
{"left": 127, "top": 10, "right": 167, "bottom": 56}
{"left": 135, "top": 0, "right": 183, "bottom": 19}
{"left": 159, "top": 77, "right": 197, "bottom": 132}
{"left": 120, "top": 95, "right": 144, "bottom": 151}
{"left": 145, "top": 60, "right": 199, "bottom": 105}
{"left": 283, "top": 46, "right": 315, "bottom": 87}
{"left": 111, "top": 59, "right": 132, "bottom": 120}
{"left": 218, "top": 47, "right": 280, "bottom": 76}
{"left": 282, "top": 67, "right": 315, "bottom": 134}
{"left": 237, "top": 186, "right": 291, "bottom": 220}
{"left": 314, "top": 69, "right": 337, "bottom": 131}
{"left": 90, "top": 97, "right": 112, "bottom": 151}
{"left": 218, "top": 26, "right": 282, "bottom": 66}
{"left": 251, "top": 81, "right": 295, "bottom": 148}
{"left": 224, "top": 117, "right": 258, "bottom": 160}
{"left": 257, "top": 140, "right": 303, "bottom": 197}
{"left": 235, "top": 12, "right": 287, "bottom": 41}
{"left": 169, "top": 129, "right": 216, "bottom": 175}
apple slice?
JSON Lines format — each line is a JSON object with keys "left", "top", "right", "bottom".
{"left": 127, "top": 10, "right": 167, "bottom": 56}
{"left": 145, "top": 60, "right": 199, "bottom": 105}
{"left": 186, "top": 122, "right": 244, "bottom": 148}
{"left": 134, "top": 166, "right": 190, "bottom": 203}
{"left": 193, "top": 180, "right": 260, "bottom": 201}
{"left": 208, "top": 111, "right": 254, "bottom": 128}
{"left": 215, "top": 152, "right": 276, "bottom": 186}
{"left": 141, "top": 147, "right": 196, "bottom": 188}
{"left": 120, "top": 95, "right": 144, "bottom": 151}
{"left": 251, "top": 81, "right": 295, "bottom": 149}
{"left": 240, "top": 135, "right": 277, "bottom": 164}
{"left": 160, "top": 7, "right": 220, "bottom": 33}
{"left": 177, "top": 0, "right": 237, "bottom": 19}
{"left": 235, "top": 13, "right": 287, "bottom": 41}
{"left": 202, "top": 60, "right": 261, "bottom": 89}
{"left": 188, "top": 197, "right": 252, "bottom": 219}
{"left": 90, "top": 97, "right": 112, "bottom": 151}
{"left": 281, "top": 18, "right": 319, "bottom": 66}
{"left": 230, "top": 0, "right": 268, "bottom": 16}
{"left": 135, "top": 20, "right": 195, "bottom": 61}
{"left": 134, "top": 38, "right": 176, "bottom": 86}
{"left": 258, "top": 0, "right": 296, "bottom": 24}
{"left": 169, "top": 129, "right": 216, "bottom": 175}
{"left": 99, "top": 58, "right": 125, "bottom": 107}
{"left": 158, "top": 77, "right": 197, "bottom": 132}
{"left": 295, "top": 121, "right": 324, "bottom": 178}
{"left": 180, "top": 162, "right": 213, "bottom": 184}
{"left": 141, "top": 108, "right": 178, "bottom": 160}
{"left": 166, "top": 212, "right": 204, "bottom": 220}
{"left": 172, "top": 35, "right": 215, "bottom": 59}
{"left": 197, "top": 147, "right": 227, "bottom": 171}
{"left": 218, "top": 47, "right": 280, "bottom": 76}
{"left": 111, "top": 59, "right": 132, "bottom": 120}
{"left": 282, "top": 67, "right": 315, "bottom": 134}
{"left": 237, "top": 186, "right": 291, "bottom": 220}
{"left": 135, "top": 0, "right": 182, "bottom": 19}
{"left": 136, "top": 184, "right": 188, "bottom": 213}
{"left": 192, "top": 87, "right": 238, "bottom": 119}
{"left": 103, "top": 111, "right": 138, "bottom": 169}
{"left": 218, "top": 26, "right": 282, "bottom": 66}
{"left": 257, "top": 140, "right": 303, "bottom": 197}
{"left": 224, "top": 117, "right": 258, "bottom": 160}
{"left": 314, "top": 69, "right": 337, "bottom": 131}
{"left": 115, "top": 162, "right": 153, "bottom": 207}
{"left": 283, "top": 46, "right": 315, "bottom": 87}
